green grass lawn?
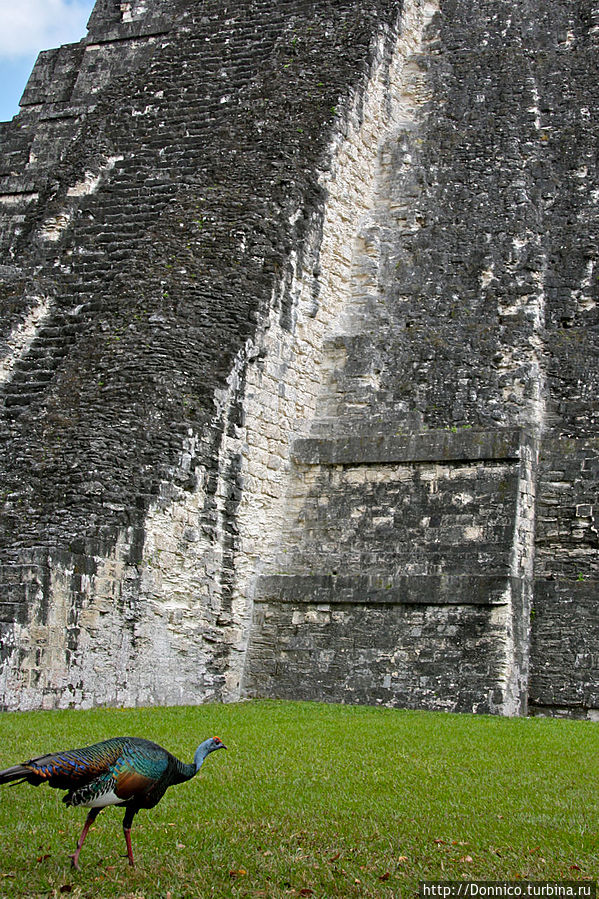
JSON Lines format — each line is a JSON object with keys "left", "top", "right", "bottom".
{"left": 0, "top": 700, "right": 598, "bottom": 898}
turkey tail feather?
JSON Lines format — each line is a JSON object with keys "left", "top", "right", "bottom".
{"left": 0, "top": 765, "right": 34, "bottom": 784}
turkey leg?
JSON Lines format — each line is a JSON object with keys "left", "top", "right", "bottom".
{"left": 122, "top": 806, "right": 138, "bottom": 867}
{"left": 70, "top": 807, "right": 101, "bottom": 869}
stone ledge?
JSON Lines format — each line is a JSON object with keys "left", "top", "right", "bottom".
{"left": 292, "top": 427, "right": 528, "bottom": 466}
{"left": 85, "top": 23, "right": 172, "bottom": 47}
{"left": 255, "top": 573, "right": 516, "bottom": 606}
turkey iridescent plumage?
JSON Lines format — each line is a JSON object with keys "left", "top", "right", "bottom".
{"left": 0, "top": 735, "right": 226, "bottom": 868}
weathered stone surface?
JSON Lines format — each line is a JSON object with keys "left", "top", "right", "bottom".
{"left": 243, "top": 427, "right": 536, "bottom": 715}
{"left": 529, "top": 580, "right": 599, "bottom": 716}
{"left": 247, "top": 600, "right": 511, "bottom": 714}
{"left": 0, "top": 0, "right": 410, "bottom": 710}
{"left": 0, "top": 0, "right": 597, "bottom": 716}
{"left": 293, "top": 427, "right": 525, "bottom": 466}
{"left": 256, "top": 574, "right": 515, "bottom": 606}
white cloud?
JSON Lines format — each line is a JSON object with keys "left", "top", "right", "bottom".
{"left": 0, "top": 0, "right": 94, "bottom": 59}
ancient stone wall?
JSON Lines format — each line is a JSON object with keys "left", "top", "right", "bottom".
{"left": 244, "top": 429, "right": 536, "bottom": 714}
{"left": 0, "top": 0, "right": 598, "bottom": 716}
{"left": 245, "top": 0, "right": 599, "bottom": 716}
{"left": 0, "top": 0, "right": 404, "bottom": 708}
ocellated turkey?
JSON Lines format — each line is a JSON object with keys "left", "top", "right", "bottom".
{"left": 0, "top": 735, "right": 226, "bottom": 868}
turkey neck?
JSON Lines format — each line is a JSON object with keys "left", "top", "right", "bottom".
{"left": 193, "top": 742, "right": 217, "bottom": 774}
{"left": 175, "top": 759, "right": 197, "bottom": 781}
{"left": 174, "top": 745, "right": 214, "bottom": 782}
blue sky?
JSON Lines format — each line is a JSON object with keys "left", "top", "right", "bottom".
{"left": 0, "top": 0, "right": 95, "bottom": 122}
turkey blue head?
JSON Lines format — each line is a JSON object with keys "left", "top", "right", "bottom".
{"left": 194, "top": 736, "right": 227, "bottom": 772}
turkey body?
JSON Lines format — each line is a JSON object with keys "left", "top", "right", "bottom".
{"left": 0, "top": 735, "right": 226, "bottom": 868}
